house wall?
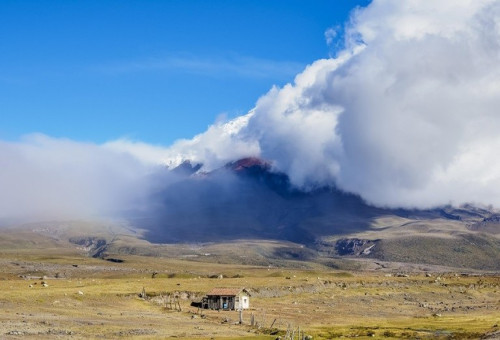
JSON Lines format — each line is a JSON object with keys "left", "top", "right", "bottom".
{"left": 241, "top": 294, "right": 249, "bottom": 309}
{"left": 235, "top": 293, "right": 249, "bottom": 309}
{"left": 206, "top": 295, "right": 236, "bottom": 310}
{"left": 204, "top": 291, "right": 249, "bottom": 310}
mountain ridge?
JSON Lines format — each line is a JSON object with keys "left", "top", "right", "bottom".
{"left": 1, "top": 157, "right": 498, "bottom": 271}
{"left": 120, "top": 157, "right": 500, "bottom": 270}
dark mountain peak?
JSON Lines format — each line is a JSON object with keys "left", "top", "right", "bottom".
{"left": 171, "top": 160, "right": 202, "bottom": 176}
{"left": 225, "top": 157, "right": 271, "bottom": 172}
{"left": 224, "top": 157, "right": 294, "bottom": 196}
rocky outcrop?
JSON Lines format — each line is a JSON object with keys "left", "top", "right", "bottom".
{"left": 335, "top": 238, "right": 379, "bottom": 256}
{"left": 69, "top": 237, "right": 108, "bottom": 257}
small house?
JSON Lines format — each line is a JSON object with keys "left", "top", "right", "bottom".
{"left": 202, "top": 287, "right": 250, "bottom": 310}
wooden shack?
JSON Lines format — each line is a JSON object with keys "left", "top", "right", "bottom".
{"left": 202, "top": 287, "right": 250, "bottom": 310}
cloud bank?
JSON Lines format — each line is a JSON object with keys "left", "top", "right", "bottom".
{"left": 0, "top": 134, "right": 163, "bottom": 222}
{"left": 163, "top": 0, "right": 500, "bottom": 208}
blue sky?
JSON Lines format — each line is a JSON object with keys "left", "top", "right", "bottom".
{"left": 0, "top": 0, "right": 370, "bottom": 145}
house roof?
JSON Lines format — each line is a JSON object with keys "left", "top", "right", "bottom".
{"left": 206, "top": 287, "right": 248, "bottom": 296}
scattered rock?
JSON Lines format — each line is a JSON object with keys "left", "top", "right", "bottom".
{"left": 7, "top": 331, "right": 24, "bottom": 335}
{"left": 78, "top": 291, "right": 84, "bottom": 295}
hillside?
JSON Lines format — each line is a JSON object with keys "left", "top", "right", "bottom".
{"left": 123, "top": 158, "right": 500, "bottom": 270}
{"left": 0, "top": 158, "right": 498, "bottom": 271}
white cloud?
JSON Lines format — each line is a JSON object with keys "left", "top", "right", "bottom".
{"left": 328, "top": 0, "right": 500, "bottom": 207}
{"left": 324, "top": 27, "right": 338, "bottom": 46}
{"left": 0, "top": 115, "right": 260, "bottom": 222}
{"left": 160, "top": 112, "right": 260, "bottom": 170}
{"left": 103, "top": 139, "right": 173, "bottom": 166}
{"left": 173, "top": 0, "right": 500, "bottom": 208}
{"left": 0, "top": 134, "right": 159, "bottom": 221}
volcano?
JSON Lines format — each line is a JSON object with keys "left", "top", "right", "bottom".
{"left": 138, "top": 157, "right": 385, "bottom": 243}
{"left": 117, "top": 157, "right": 499, "bottom": 270}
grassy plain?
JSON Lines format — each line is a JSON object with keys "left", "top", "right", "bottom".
{"left": 0, "top": 248, "right": 498, "bottom": 339}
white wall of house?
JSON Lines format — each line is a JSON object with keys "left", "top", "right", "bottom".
{"left": 235, "top": 294, "right": 250, "bottom": 309}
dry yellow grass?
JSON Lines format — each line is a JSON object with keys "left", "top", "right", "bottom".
{"left": 0, "top": 251, "right": 498, "bottom": 339}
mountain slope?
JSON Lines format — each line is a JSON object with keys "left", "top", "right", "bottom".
{"left": 127, "top": 158, "right": 500, "bottom": 270}
{"left": 137, "top": 158, "right": 388, "bottom": 243}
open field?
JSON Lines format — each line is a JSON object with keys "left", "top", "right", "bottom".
{"left": 0, "top": 248, "right": 499, "bottom": 339}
